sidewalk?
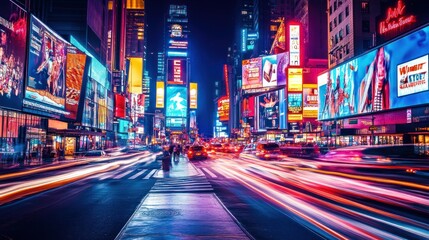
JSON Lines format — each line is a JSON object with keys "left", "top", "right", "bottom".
{"left": 116, "top": 155, "right": 252, "bottom": 240}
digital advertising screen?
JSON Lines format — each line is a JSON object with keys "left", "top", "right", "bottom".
{"left": 189, "top": 82, "right": 197, "bottom": 109}
{"left": 190, "top": 110, "right": 197, "bottom": 129}
{"left": 24, "top": 15, "right": 69, "bottom": 118}
{"left": 242, "top": 57, "right": 262, "bottom": 89}
{"left": 318, "top": 24, "right": 429, "bottom": 120}
{"left": 289, "top": 24, "right": 301, "bottom": 67}
{"left": 167, "top": 59, "right": 187, "bottom": 85}
{"left": 0, "top": 0, "right": 27, "bottom": 111}
{"left": 114, "top": 93, "right": 126, "bottom": 118}
{"left": 303, "top": 84, "right": 318, "bottom": 118}
{"left": 64, "top": 46, "right": 88, "bottom": 120}
{"left": 156, "top": 81, "right": 165, "bottom": 108}
{"left": 258, "top": 91, "right": 280, "bottom": 129}
{"left": 288, "top": 68, "right": 303, "bottom": 92}
{"left": 260, "top": 53, "right": 288, "bottom": 88}
{"left": 166, "top": 86, "right": 187, "bottom": 117}
{"left": 166, "top": 117, "right": 186, "bottom": 128}
{"left": 218, "top": 96, "right": 230, "bottom": 122}
{"left": 288, "top": 93, "right": 303, "bottom": 121}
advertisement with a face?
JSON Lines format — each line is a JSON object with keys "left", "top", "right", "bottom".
{"left": 0, "top": 0, "right": 27, "bottom": 111}
{"left": 167, "top": 59, "right": 187, "bottom": 85}
{"left": 64, "top": 46, "right": 88, "bottom": 120}
{"left": 318, "top": 24, "right": 429, "bottom": 121}
{"left": 166, "top": 86, "right": 187, "bottom": 117}
{"left": 258, "top": 91, "right": 279, "bottom": 129}
{"left": 242, "top": 57, "right": 262, "bottom": 89}
{"left": 25, "top": 15, "right": 68, "bottom": 116}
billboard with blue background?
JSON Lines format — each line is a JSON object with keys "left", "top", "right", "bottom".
{"left": 319, "top": 24, "right": 429, "bottom": 120}
{"left": 166, "top": 86, "right": 187, "bottom": 117}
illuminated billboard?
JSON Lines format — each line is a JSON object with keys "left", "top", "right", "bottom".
{"left": 258, "top": 91, "right": 280, "bottom": 129}
{"left": 261, "top": 53, "right": 288, "bottom": 88}
{"left": 218, "top": 96, "right": 230, "bottom": 122}
{"left": 156, "top": 81, "right": 165, "bottom": 108}
{"left": 303, "top": 84, "right": 318, "bottom": 118}
{"left": 289, "top": 23, "right": 301, "bottom": 66}
{"left": 288, "top": 68, "right": 303, "bottom": 92}
{"left": 288, "top": 93, "right": 303, "bottom": 121}
{"left": 166, "top": 86, "right": 187, "bottom": 117}
{"left": 24, "top": 15, "right": 69, "bottom": 118}
{"left": 64, "top": 46, "right": 88, "bottom": 120}
{"left": 189, "top": 82, "right": 198, "bottom": 109}
{"left": 0, "top": 0, "right": 27, "bottom": 111}
{"left": 167, "top": 59, "right": 187, "bottom": 85}
{"left": 242, "top": 57, "right": 262, "bottom": 89}
{"left": 128, "top": 57, "right": 143, "bottom": 94}
{"left": 114, "top": 94, "right": 126, "bottom": 118}
{"left": 318, "top": 24, "right": 429, "bottom": 120}
{"left": 190, "top": 110, "right": 197, "bottom": 129}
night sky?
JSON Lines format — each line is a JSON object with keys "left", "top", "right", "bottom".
{"left": 146, "top": 0, "right": 237, "bottom": 137}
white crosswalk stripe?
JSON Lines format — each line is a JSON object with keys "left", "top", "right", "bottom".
{"left": 143, "top": 169, "right": 157, "bottom": 179}
{"left": 129, "top": 169, "right": 148, "bottom": 179}
{"left": 201, "top": 167, "right": 217, "bottom": 178}
{"left": 113, "top": 170, "right": 134, "bottom": 179}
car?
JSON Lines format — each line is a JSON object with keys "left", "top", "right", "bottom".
{"left": 319, "top": 144, "right": 429, "bottom": 164}
{"left": 209, "top": 143, "right": 223, "bottom": 153}
{"left": 187, "top": 145, "right": 208, "bottom": 160}
{"left": 255, "top": 142, "right": 281, "bottom": 160}
{"left": 242, "top": 143, "right": 256, "bottom": 154}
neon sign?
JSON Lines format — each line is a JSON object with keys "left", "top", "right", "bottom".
{"left": 379, "top": 0, "right": 416, "bottom": 35}
{"left": 173, "top": 60, "right": 182, "bottom": 83}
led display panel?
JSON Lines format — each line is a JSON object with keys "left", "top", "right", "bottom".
{"left": 166, "top": 86, "right": 187, "bottom": 117}
{"left": 242, "top": 57, "right": 262, "bottom": 89}
{"left": 156, "top": 81, "right": 165, "bottom": 108}
{"left": 167, "top": 59, "right": 187, "bottom": 85}
{"left": 303, "top": 84, "right": 318, "bottom": 118}
{"left": 261, "top": 52, "right": 288, "bottom": 88}
{"left": 0, "top": 0, "right": 27, "bottom": 110}
{"left": 64, "top": 46, "right": 88, "bottom": 120}
{"left": 318, "top": 24, "right": 429, "bottom": 120}
{"left": 218, "top": 96, "right": 230, "bottom": 122}
{"left": 24, "top": 15, "right": 69, "bottom": 118}
{"left": 258, "top": 91, "right": 280, "bottom": 129}
{"left": 189, "top": 82, "right": 197, "bottom": 109}
{"left": 289, "top": 24, "right": 301, "bottom": 66}
{"left": 288, "top": 93, "right": 303, "bottom": 121}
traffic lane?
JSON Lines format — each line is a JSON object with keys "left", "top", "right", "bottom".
{"left": 0, "top": 153, "right": 157, "bottom": 206}
{"left": 203, "top": 154, "right": 429, "bottom": 239}
{"left": 0, "top": 166, "right": 157, "bottom": 239}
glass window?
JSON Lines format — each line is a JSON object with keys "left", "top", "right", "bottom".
{"left": 346, "top": 6, "right": 349, "bottom": 16}
{"left": 346, "top": 24, "right": 350, "bottom": 35}
{"left": 362, "top": 20, "right": 370, "bottom": 32}
{"left": 329, "top": 22, "right": 333, "bottom": 32}
{"left": 339, "top": 13, "right": 343, "bottom": 23}
{"left": 339, "top": 29, "right": 344, "bottom": 40}
{"left": 334, "top": 18, "right": 337, "bottom": 27}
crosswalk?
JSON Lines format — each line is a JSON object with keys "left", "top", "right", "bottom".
{"left": 96, "top": 165, "right": 236, "bottom": 181}
{"left": 150, "top": 176, "right": 213, "bottom": 193}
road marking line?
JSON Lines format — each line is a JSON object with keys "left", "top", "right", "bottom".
{"left": 201, "top": 167, "right": 217, "bottom": 178}
{"left": 129, "top": 169, "right": 148, "bottom": 179}
{"left": 143, "top": 169, "right": 157, "bottom": 179}
{"left": 113, "top": 170, "right": 133, "bottom": 179}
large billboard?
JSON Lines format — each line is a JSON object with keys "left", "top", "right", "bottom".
{"left": 64, "top": 46, "right": 88, "bottom": 120}
{"left": 258, "top": 91, "right": 280, "bottom": 129}
{"left": 261, "top": 53, "right": 288, "bottom": 87}
{"left": 24, "top": 15, "right": 69, "bottom": 118}
{"left": 167, "top": 59, "right": 187, "bottom": 85}
{"left": 156, "top": 81, "right": 164, "bottom": 108}
{"left": 288, "top": 23, "right": 301, "bottom": 67}
{"left": 189, "top": 82, "right": 198, "bottom": 109}
{"left": 218, "top": 96, "right": 230, "bottom": 122}
{"left": 318, "top": 24, "right": 429, "bottom": 120}
{"left": 303, "top": 84, "right": 318, "bottom": 118}
{"left": 288, "top": 93, "right": 303, "bottom": 121}
{"left": 166, "top": 86, "right": 187, "bottom": 117}
{"left": 242, "top": 57, "right": 262, "bottom": 89}
{"left": 0, "top": 0, "right": 27, "bottom": 111}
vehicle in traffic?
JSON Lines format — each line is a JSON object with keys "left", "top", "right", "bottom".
{"left": 209, "top": 143, "right": 223, "bottom": 153}
{"left": 242, "top": 143, "right": 256, "bottom": 154}
{"left": 187, "top": 145, "right": 208, "bottom": 160}
{"left": 255, "top": 142, "right": 281, "bottom": 160}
